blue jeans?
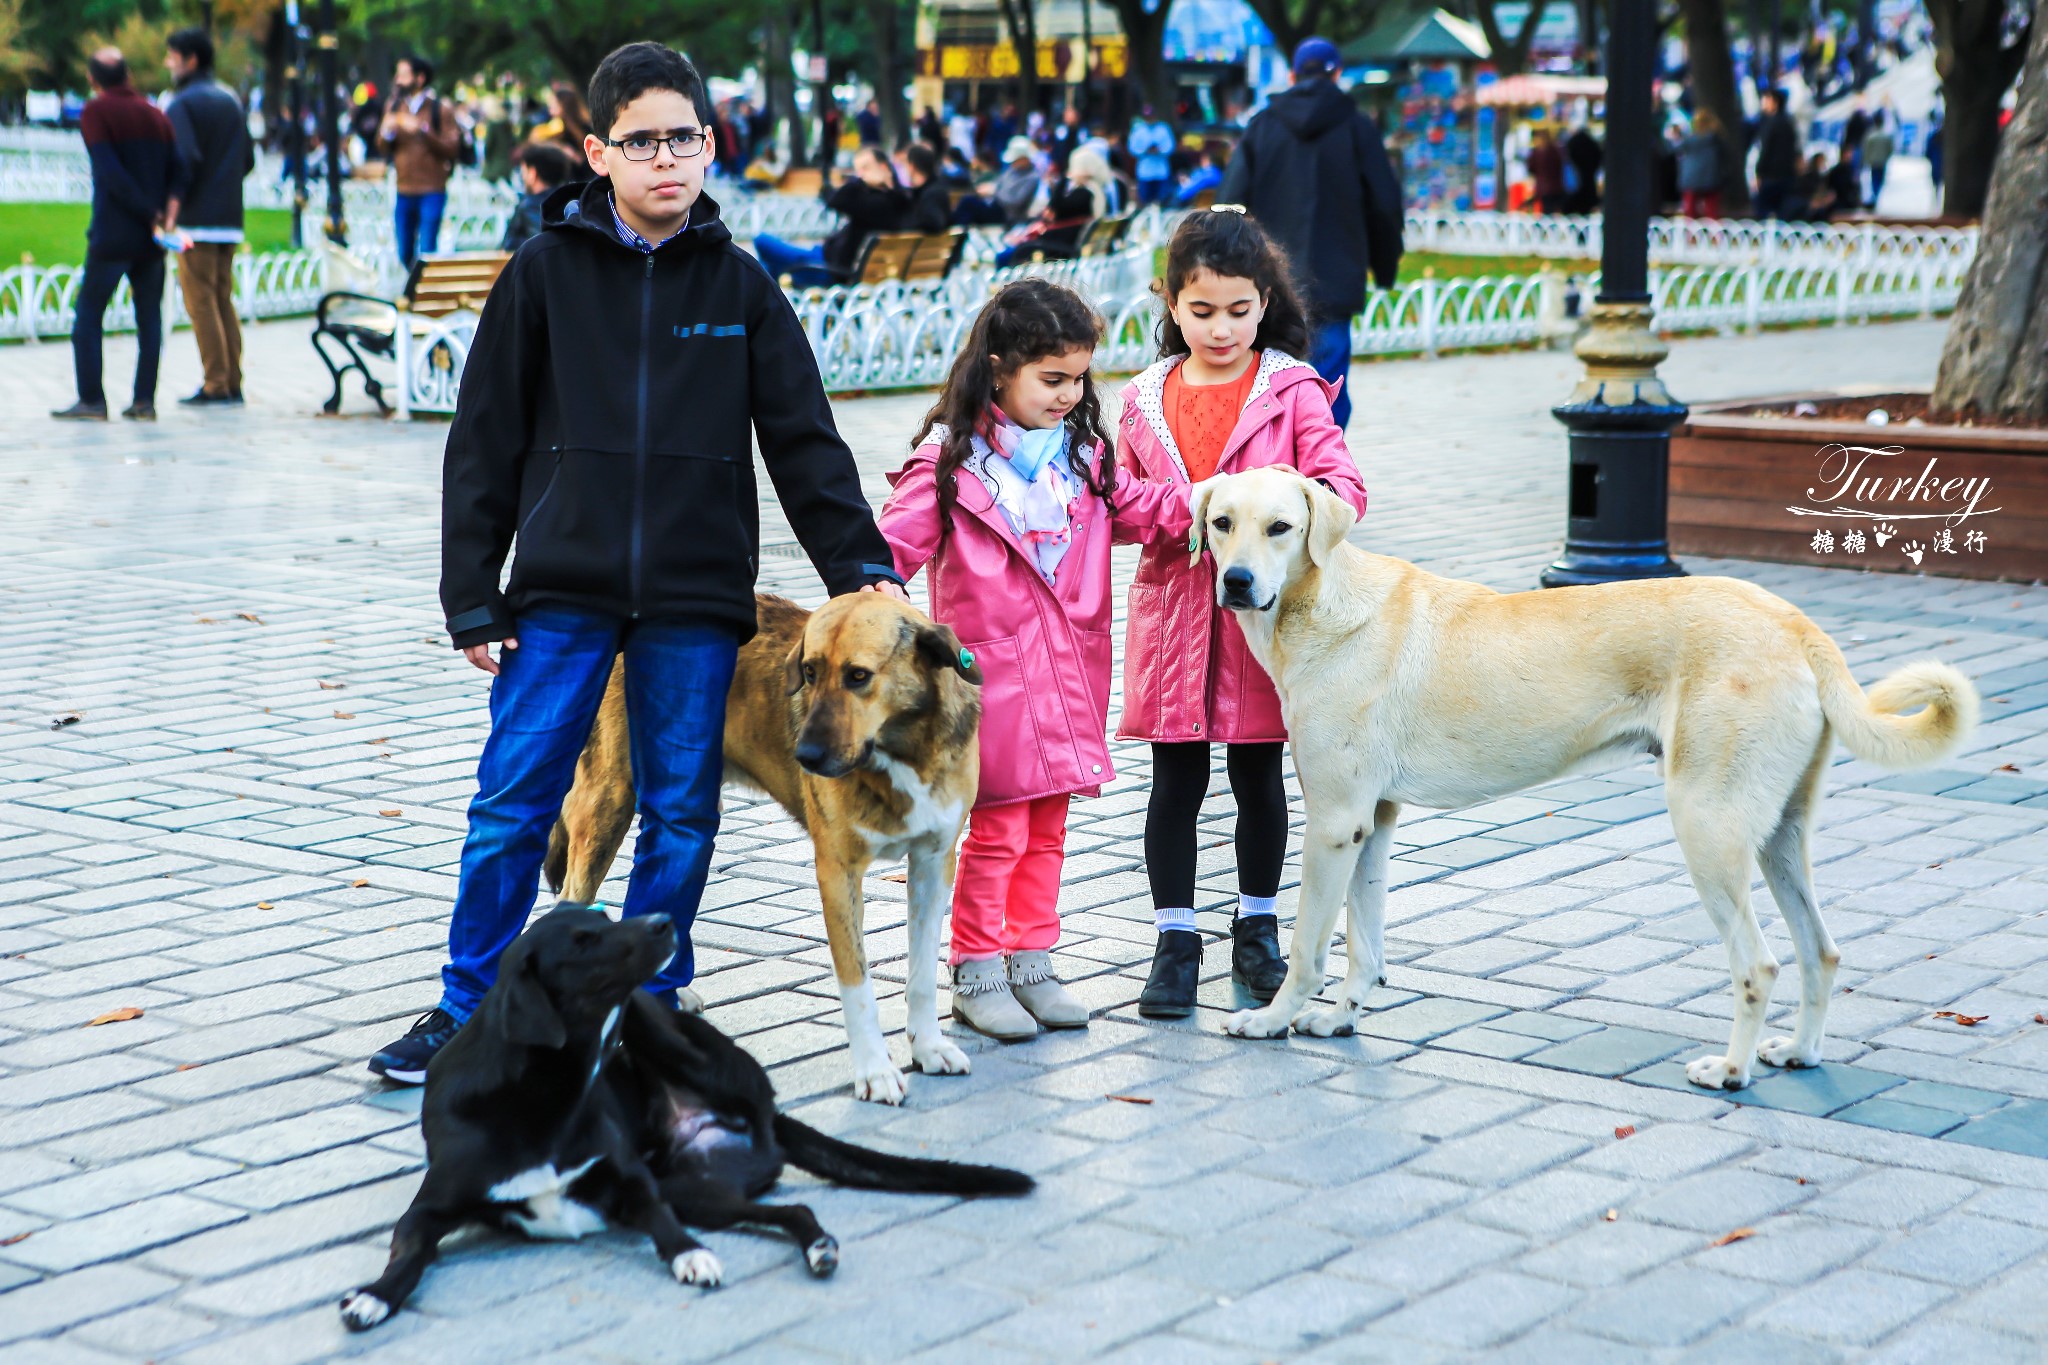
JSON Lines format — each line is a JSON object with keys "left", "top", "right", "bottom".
{"left": 72, "top": 250, "right": 164, "bottom": 408}
{"left": 438, "top": 605, "right": 739, "bottom": 1022}
{"left": 1308, "top": 319, "right": 1355, "bottom": 431}
{"left": 753, "top": 233, "right": 835, "bottom": 288}
{"left": 394, "top": 191, "right": 447, "bottom": 269}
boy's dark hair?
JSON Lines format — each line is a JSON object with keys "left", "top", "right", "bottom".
{"left": 86, "top": 52, "right": 127, "bottom": 88}
{"left": 516, "top": 141, "right": 574, "bottom": 188}
{"left": 1156, "top": 209, "right": 1311, "bottom": 361}
{"left": 904, "top": 143, "right": 938, "bottom": 182}
{"left": 917, "top": 278, "right": 1115, "bottom": 542}
{"left": 398, "top": 53, "right": 434, "bottom": 85}
{"left": 587, "top": 42, "right": 706, "bottom": 139}
{"left": 167, "top": 27, "right": 214, "bottom": 72}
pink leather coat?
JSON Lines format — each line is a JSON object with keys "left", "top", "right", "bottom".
{"left": 880, "top": 428, "right": 1192, "bottom": 807}
{"left": 1115, "top": 351, "right": 1369, "bottom": 744}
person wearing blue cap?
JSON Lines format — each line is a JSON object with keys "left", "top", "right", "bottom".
{"left": 1219, "top": 36, "right": 1403, "bottom": 431}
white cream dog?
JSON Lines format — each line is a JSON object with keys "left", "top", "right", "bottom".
{"left": 1198, "top": 468, "right": 1979, "bottom": 1090}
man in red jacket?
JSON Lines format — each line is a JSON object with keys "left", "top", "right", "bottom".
{"left": 54, "top": 49, "right": 181, "bottom": 422}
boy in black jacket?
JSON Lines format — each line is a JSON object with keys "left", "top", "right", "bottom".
{"left": 371, "top": 42, "right": 906, "bottom": 1083}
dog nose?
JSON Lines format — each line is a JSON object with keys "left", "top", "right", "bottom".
{"left": 1222, "top": 567, "right": 1255, "bottom": 597}
{"left": 794, "top": 739, "right": 830, "bottom": 772}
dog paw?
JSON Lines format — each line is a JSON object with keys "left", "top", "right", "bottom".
{"left": 850, "top": 1063, "right": 909, "bottom": 1106}
{"left": 1757, "top": 1036, "right": 1819, "bottom": 1069}
{"left": 1901, "top": 538, "right": 1925, "bottom": 566}
{"left": 805, "top": 1235, "right": 840, "bottom": 1277}
{"left": 1874, "top": 521, "right": 1898, "bottom": 547}
{"left": 1223, "top": 1006, "right": 1292, "bottom": 1039}
{"left": 339, "top": 1290, "right": 391, "bottom": 1332}
{"left": 671, "top": 1248, "right": 723, "bottom": 1287}
{"left": 1291, "top": 1005, "right": 1359, "bottom": 1037}
{"left": 911, "top": 1035, "right": 972, "bottom": 1077}
{"left": 1685, "top": 1054, "right": 1751, "bottom": 1091}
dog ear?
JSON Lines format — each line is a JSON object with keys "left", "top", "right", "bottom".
{"left": 496, "top": 950, "right": 567, "bottom": 1050}
{"left": 915, "top": 622, "right": 982, "bottom": 685}
{"left": 1303, "top": 475, "right": 1359, "bottom": 569}
{"left": 783, "top": 640, "right": 807, "bottom": 696}
{"left": 1186, "top": 476, "right": 1219, "bottom": 564}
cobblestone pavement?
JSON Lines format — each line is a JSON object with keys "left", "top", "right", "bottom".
{"left": 3, "top": 316, "right": 2046, "bottom": 1363}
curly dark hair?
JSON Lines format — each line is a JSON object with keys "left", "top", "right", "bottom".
{"left": 916, "top": 278, "right": 1116, "bottom": 540}
{"left": 1155, "top": 208, "right": 1312, "bottom": 360}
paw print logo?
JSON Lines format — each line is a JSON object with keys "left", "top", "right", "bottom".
{"left": 1873, "top": 522, "right": 1898, "bottom": 547}
{"left": 1901, "top": 539, "right": 1925, "bottom": 566}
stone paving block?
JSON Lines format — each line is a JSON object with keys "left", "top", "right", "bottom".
{"left": 1568, "top": 1262, "right": 1778, "bottom": 1347}
{"left": 1734, "top": 1063, "right": 1907, "bottom": 1117}
{"left": 1513, "top": 1218, "right": 1700, "bottom": 1288}
{"left": 1864, "top": 1211, "right": 2048, "bottom": 1287}
{"left": 1945, "top": 1100, "right": 2048, "bottom": 1159}
{"left": 1691, "top": 1214, "right": 1883, "bottom": 1283}
{"left": 1460, "top": 1168, "right": 1638, "bottom": 1240}
{"left": 1355, "top": 997, "right": 1507, "bottom": 1043}
{"left": 1681, "top": 1326, "right": 1855, "bottom": 1364}
{"left": 64, "top": 1302, "right": 220, "bottom": 1359}
{"left": 776, "top": 1279, "right": 1027, "bottom": 1361}
{"left": 1801, "top": 1167, "right": 1980, "bottom": 1228}
{"left": 1572, "top": 1121, "right": 1753, "bottom": 1181}
{"left": 1181, "top": 1272, "right": 1402, "bottom": 1354}
{"left": 1323, "top": 1217, "right": 1526, "bottom": 1295}
{"left": 1625, "top": 1168, "right": 1816, "bottom": 1232}
{"left": 0, "top": 1192, "right": 246, "bottom": 1274}
{"left": 1864, "top": 1317, "right": 2046, "bottom": 1365}
{"left": 0, "top": 1263, "right": 180, "bottom": 1346}
{"left": 1297, "top": 1169, "right": 1476, "bottom": 1237}
{"left": 1750, "top": 1267, "right": 1956, "bottom": 1348}
{"left": 1525, "top": 1026, "right": 1693, "bottom": 1077}
{"left": 3, "top": 1150, "right": 238, "bottom": 1221}
{"left": 1369, "top": 1270, "right": 1581, "bottom": 1351}
{"left": 1406, "top": 1123, "right": 1591, "bottom": 1189}
{"left": 1836, "top": 1096, "right": 1971, "bottom": 1137}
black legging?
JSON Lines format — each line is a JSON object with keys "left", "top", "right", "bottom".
{"left": 1145, "top": 742, "right": 1287, "bottom": 911}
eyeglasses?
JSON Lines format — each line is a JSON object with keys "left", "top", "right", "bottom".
{"left": 606, "top": 131, "right": 708, "bottom": 161}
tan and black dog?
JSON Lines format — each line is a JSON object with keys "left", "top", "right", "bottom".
{"left": 546, "top": 592, "right": 983, "bottom": 1105}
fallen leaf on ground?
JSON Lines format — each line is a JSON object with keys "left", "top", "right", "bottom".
{"left": 177, "top": 1063, "right": 203, "bottom": 1071}
{"left": 1106, "top": 1094, "right": 1155, "bottom": 1105}
{"left": 1708, "top": 1228, "right": 1756, "bottom": 1248}
{"left": 379, "top": 809, "right": 402, "bottom": 817}
{"left": 352, "top": 879, "right": 370, "bottom": 888}
{"left": 48, "top": 713, "right": 81, "bottom": 730}
{"left": 1602, "top": 1209, "right": 1618, "bottom": 1222}
{"left": 195, "top": 616, "right": 218, "bottom": 624}
{"left": 1933, "top": 1011, "right": 1988, "bottom": 1026}
{"left": 236, "top": 612, "right": 265, "bottom": 624}
{"left": 0, "top": 1233, "right": 30, "bottom": 1247}
{"left": 256, "top": 902, "right": 274, "bottom": 910}
{"left": 1995, "top": 763, "right": 2021, "bottom": 773}
{"left": 333, "top": 711, "right": 355, "bottom": 720}
{"left": 319, "top": 680, "right": 345, "bottom": 690}
{"left": 2035, "top": 1014, "right": 2046, "bottom": 1025}
{"left": 87, "top": 1007, "right": 144, "bottom": 1026}
{"left": 1613, "top": 1125, "right": 1635, "bottom": 1140}
{"left": 879, "top": 872, "right": 907, "bottom": 883}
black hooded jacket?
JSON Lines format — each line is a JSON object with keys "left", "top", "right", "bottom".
{"left": 1219, "top": 78, "right": 1404, "bottom": 323}
{"left": 439, "top": 180, "right": 900, "bottom": 649}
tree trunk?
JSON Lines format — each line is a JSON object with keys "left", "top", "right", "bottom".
{"left": 1244, "top": 0, "right": 1329, "bottom": 56}
{"left": 866, "top": 0, "right": 909, "bottom": 148}
{"left": 994, "top": 0, "right": 1040, "bottom": 117}
{"left": 766, "top": 7, "right": 806, "bottom": 165}
{"left": 1105, "top": 0, "right": 1172, "bottom": 116}
{"left": 1472, "top": 0, "right": 1550, "bottom": 78}
{"left": 1932, "top": 11, "right": 2048, "bottom": 420}
{"left": 1927, "top": 0, "right": 2031, "bottom": 218}
{"left": 1677, "top": 0, "right": 1751, "bottom": 212}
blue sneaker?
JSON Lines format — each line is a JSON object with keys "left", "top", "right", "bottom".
{"left": 367, "top": 1008, "right": 460, "bottom": 1085}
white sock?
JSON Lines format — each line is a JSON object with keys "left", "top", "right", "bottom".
{"left": 1237, "top": 894, "right": 1277, "bottom": 920}
{"left": 1154, "top": 906, "right": 1197, "bottom": 934}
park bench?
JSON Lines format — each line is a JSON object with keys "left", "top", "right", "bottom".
{"left": 1077, "top": 209, "right": 1137, "bottom": 258}
{"left": 311, "top": 251, "right": 511, "bottom": 416}
{"left": 780, "top": 228, "right": 966, "bottom": 292}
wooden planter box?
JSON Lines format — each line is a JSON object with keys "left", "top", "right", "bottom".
{"left": 1669, "top": 389, "right": 2048, "bottom": 584}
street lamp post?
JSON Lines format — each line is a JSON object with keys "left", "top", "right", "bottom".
{"left": 317, "top": 0, "right": 345, "bottom": 245}
{"left": 1541, "top": 0, "right": 1686, "bottom": 588}
{"left": 287, "top": 0, "right": 308, "bottom": 249}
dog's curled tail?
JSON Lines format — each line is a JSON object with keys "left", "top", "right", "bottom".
{"left": 1804, "top": 629, "right": 1979, "bottom": 770}
{"left": 774, "top": 1114, "right": 1033, "bottom": 1198}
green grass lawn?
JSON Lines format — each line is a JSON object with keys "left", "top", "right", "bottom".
{"left": 0, "top": 202, "right": 299, "bottom": 268}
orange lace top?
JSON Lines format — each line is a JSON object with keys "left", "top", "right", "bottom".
{"left": 1163, "top": 354, "right": 1259, "bottom": 483}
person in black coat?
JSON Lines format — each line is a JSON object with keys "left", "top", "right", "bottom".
{"left": 751, "top": 145, "right": 908, "bottom": 286}
{"left": 901, "top": 143, "right": 953, "bottom": 233}
{"left": 1217, "top": 36, "right": 1402, "bottom": 430}
{"left": 1752, "top": 88, "right": 1802, "bottom": 219}
{"left": 1562, "top": 124, "right": 1603, "bottom": 213}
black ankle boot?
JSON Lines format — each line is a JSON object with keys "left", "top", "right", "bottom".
{"left": 1230, "top": 914, "right": 1287, "bottom": 1004}
{"left": 1138, "top": 929, "right": 1203, "bottom": 1018}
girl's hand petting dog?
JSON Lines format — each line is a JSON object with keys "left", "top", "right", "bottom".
{"left": 860, "top": 582, "right": 911, "bottom": 603}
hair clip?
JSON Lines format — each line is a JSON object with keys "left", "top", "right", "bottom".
{"left": 1209, "top": 203, "right": 1248, "bottom": 214}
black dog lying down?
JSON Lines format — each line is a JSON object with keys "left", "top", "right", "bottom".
{"left": 341, "top": 906, "right": 1032, "bottom": 1331}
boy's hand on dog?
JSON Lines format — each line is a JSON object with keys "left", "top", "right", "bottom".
{"left": 462, "top": 637, "right": 518, "bottom": 675}
{"left": 861, "top": 582, "right": 911, "bottom": 603}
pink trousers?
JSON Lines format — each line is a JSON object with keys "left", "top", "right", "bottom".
{"left": 949, "top": 794, "right": 1069, "bottom": 963}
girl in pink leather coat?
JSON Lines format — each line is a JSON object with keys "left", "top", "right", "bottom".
{"left": 879, "top": 279, "right": 1192, "bottom": 1041}
{"left": 1117, "top": 208, "right": 1369, "bottom": 1019}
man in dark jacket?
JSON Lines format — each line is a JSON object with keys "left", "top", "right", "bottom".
{"left": 902, "top": 143, "right": 953, "bottom": 233}
{"left": 162, "top": 27, "right": 254, "bottom": 407}
{"left": 750, "top": 144, "right": 907, "bottom": 287}
{"left": 54, "top": 49, "right": 181, "bottom": 422}
{"left": 498, "top": 142, "right": 572, "bottom": 250}
{"left": 1219, "top": 36, "right": 1402, "bottom": 430}
{"left": 1562, "top": 124, "right": 1603, "bottom": 213}
{"left": 370, "top": 42, "right": 906, "bottom": 1084}
{"left": 1753, "top": 88, "right": 1801, "bottom": 219}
